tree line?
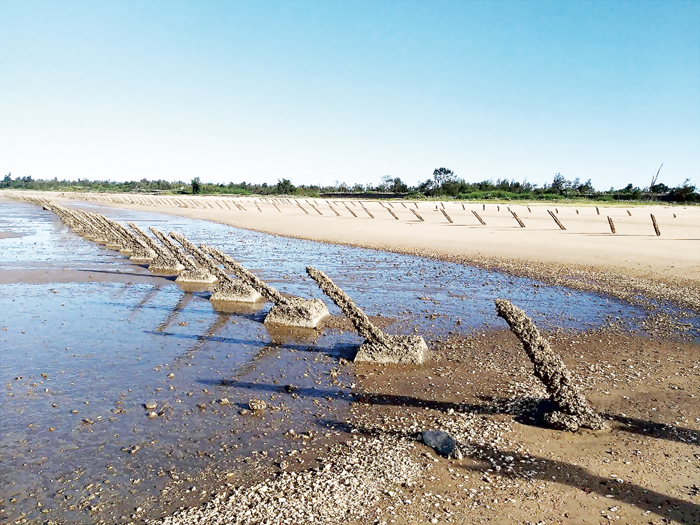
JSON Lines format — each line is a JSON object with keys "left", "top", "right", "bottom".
{"left": 2, "top": 169, "right": 697, "bottom": 203}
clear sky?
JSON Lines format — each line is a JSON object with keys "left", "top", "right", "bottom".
{"left": 1, "top": 0, "right": 698, "bottom": 189}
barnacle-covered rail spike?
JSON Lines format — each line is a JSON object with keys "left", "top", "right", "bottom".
{"left": 128, "top": 222, "right": 185, "bottom": 273}
{"left": 169, "top": 232, "right": 262, "bottom": 303}
{"left": 101, "top": 217, "right": 154, "bottom": 261}
{"left": 306, "top": 266, "right": 427, "bottom": 365}
{"left": 149, "top": 227, "right": 216, "bottom": 284}
{"left": 494, "top": 299, "right": 608, "bottom": 432}
{"left": 202, "top": 245, "right": 329, "bottom": 328}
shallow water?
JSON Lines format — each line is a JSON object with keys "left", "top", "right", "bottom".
{"left": 0, "top": 199, "right": 697, "bottom": 523}
{"left": 60, "top": 201, "right": 669, "bottom": 334}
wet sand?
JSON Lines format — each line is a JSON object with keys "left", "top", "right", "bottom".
{"left": 347, "top": 328, "right": 700, "bottom": 524}
{"left": 0, "top": 231, "right": 24, "bottom": 239}
{"left": 151, "top": 327, "right": 700, "bottom": 525}
{"left": 2, "top": 193, "right": 699, "bottom": 524}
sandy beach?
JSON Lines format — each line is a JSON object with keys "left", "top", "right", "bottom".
{"left": 10, "top": 191, "right": 698, "bottom": 310}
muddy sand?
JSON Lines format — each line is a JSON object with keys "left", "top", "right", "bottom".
{"left": 1, "top": 193, "right": 698, "bottom": 524}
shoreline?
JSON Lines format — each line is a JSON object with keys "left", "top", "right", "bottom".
{"left": 11, "top": 191, "right": 698, "bottom": 313}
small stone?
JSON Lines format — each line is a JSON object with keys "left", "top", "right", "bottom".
{"left": 218, "top": 398, "right": 231, "bottom": 406}
{"left": 248, "top": 399, "right": 267, "bottom": 412}
{"left": 239, "top": 409, "right": 249, "bottom": 416}
{"left": 144, "top": 402, "right": 158, "bottom": 410}
{"left": 421, "top": 430, "right": 462, "bottom": 459}
{"left": 147, "top": 411, "right": 158, "bottom": 419}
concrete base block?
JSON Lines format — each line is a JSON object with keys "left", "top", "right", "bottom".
{"left": 149, "top": 262, "right": 185, "bottom": 274}
{"left": 210, "top": 282, "right": 263, "bottom": 303}
{"left": 210, "top": 299, "right": 265, "bottom": 314}
{"left": 129, "top": 256, "right": 154, "bottom": 264}
{"left": 355, "top": 334, "right": 428, "bottom": 365}
{"left": 175, "top": 268, "right": 217, "bottom": 284}
{"left": 264, "top": 298, "right": 329, "bottom": 329}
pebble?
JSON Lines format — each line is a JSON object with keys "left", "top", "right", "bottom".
{"left": 248, "top": 399, "right": 267, "bottom": 412}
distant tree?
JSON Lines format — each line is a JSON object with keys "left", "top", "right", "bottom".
{"left": 432, "top": 167, "right": 455, "bottom": 186}
{"left": 576, "top": 179, "right": 593, "bottom": 194}
{"left": 550, "top": 173, "right": 569, "bottom": 194}
{"left": 650, "top": 182, "right": 669, "bottom": 194}
{"left": 275, "top": 178, "right": 296, "bottom": 194}
{"left": 389, "top": 177, "right": 408, "bottom": 193}
{"left": 667, "top": 179, "right": 698, "bottom": 202}
{"left": 417, "top": 179, "right": 434, "bottom": 193}
{"left": 191, "top": 177, "right": 201, "bottom": 194}
{"left": 378, "top": 175, "right": 408, "bottom": 193}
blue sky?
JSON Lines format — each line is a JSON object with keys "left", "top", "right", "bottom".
{"left": 1, "top": 0, "right": 698, "bottom": 189}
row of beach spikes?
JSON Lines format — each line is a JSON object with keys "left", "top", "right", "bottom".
{"left": 14, "top": 194, "right": 610, "bottom": 434}
{"left": 52, "top": 191, "right": 667, "bottom": 235}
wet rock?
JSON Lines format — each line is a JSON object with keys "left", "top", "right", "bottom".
{"left": 144, "top": 402, "right": 158, "bottom": 410}
{"left": 420, "top": 430, "right": 463, "bottom": 459}
{"left": 218, "top": 398, "right": 231, "bottom": 406}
